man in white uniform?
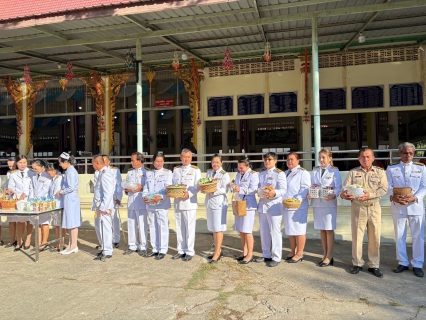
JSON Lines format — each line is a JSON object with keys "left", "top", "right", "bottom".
{"left": 172, "top": 149, "right": 201, "bottom": 261}
{"left": 123, "top": 152, "right": 149, "bottom": 257}
{"left": 91, "top": 155, "right": 115, "bottom": 261}
{"left": 386, "top": 142, "right": 426, "bottom": 278}
{"left": 103, "top": 155, "right": 123, "bottom": 248}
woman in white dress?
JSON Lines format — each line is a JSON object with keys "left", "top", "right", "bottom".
{"left": 282, "top": 152, "right": 311, "bottom": 263}
{"left": 230, "top": 157, "right": 259, "bottom": 265}
{"left": 203, "top": 154, "right": 230, "bottom": 264}
{"left": 57, "top": 153, "right": 81, "bottom": 255}
{"left": 4, "top": 157, "right": 16, "bottom": 248}
{"left": 308, "top": 149, "right": 342, "bottom": 267}
{"left": 46, "top": 162, "right": 65, "bottom": 251}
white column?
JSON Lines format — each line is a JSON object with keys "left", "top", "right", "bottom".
{"left": 312, "top": 16, "right": 321, "bottom": 166}
{"left": 136, "top": 38, "right": 143, "bottom": 153}
{"left": 18, "top": 83, "right": 30, "bottom": 156}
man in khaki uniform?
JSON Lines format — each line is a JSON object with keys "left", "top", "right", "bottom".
{"left": 340, "top": 147, "right": 388, "bottom": 278}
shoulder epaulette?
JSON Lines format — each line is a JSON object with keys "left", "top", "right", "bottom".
{"left": 102, "top": 169, "right": 106, "bottom": 173}
{"left": 207, "top": 169, "right": 213, "bottom": 171}
{"left": 313, "top": 166, "right": 319, "bottom": 169}
{"left": 332, "top": 166, "right": 338, "bottom": 169}
{"left": 250, "top": 170, "right": 258, "bottom": 174}
{"left": 11, "top": 169, "right": 17, "bottom": 173}
{"left": 163, "top": 168, "right": 170, "bottom": 171}
{"left": 110, "top": 165, "right": 117, "bottom": 169}
{"left": 127, "top": 168, "right": 134, "bottom": 171}
{"left": 56, "top": 174, "right": 61, "bottom": 178}
{"left": 261, "top": 168, "right": 267, "bottom": 172}
{"left": 191, "top": 165, "right": 198, "bottom": 169}
{"left": 220, "top": 170, "right": 226, "bottom": 174}
{"left": 374, "top": 166, "right": 384, "bottom": 170}
{"left": 145, "top": 168, "right": 152, "bottom": 171}
{"left": 414, "top": 162, "right": 425, "bottom": 166}
{"left": 174, "top": 165, "right": 180, "bottom": 169}
{"left": 274, "top": 168, "right": 283, "bottom": 173}
{"left": 389, "top": 163, "right": 398, "bottom": 166}
{"left": 299, "top": 167, "right": 306, "bottom": 171}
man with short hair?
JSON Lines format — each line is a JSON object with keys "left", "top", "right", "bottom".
{"left": 386, "top": 142, "right": 426, "bottom": 277}
{"left": 123, "top": 152, "right": 149, "bottom": 256}
{"left": 171, "top": 149, "right": 201, "bottom": 261}
{"left": 102, "top": 155, "right": 123, "bottom": 248}
{"left": 340, "top": 148, "right": 388, "bottom": 278}
{"left": 91, "top": 155, "right": 115, "bottom": 261}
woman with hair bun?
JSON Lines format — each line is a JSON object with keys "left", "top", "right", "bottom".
{"left": 57, "top": 152, "right": 81, "bottom": 255}
{"left": 308, "top": 148, "right": 342, "bottom": 267}
{"left": 230, "top": 156, "right": 259, "bottom": 264}
{"left": 31, "top": 159, "right": 52, "bottom": 251}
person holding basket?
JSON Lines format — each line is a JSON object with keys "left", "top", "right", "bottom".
{"left": 202, "top": 154, "right": 230, "bottom": 264}
{"left": 230, "top": 156, "right": 259, "bottom": 265}
{"left": 308, "top": 148, "right": 342, "bottom": 267}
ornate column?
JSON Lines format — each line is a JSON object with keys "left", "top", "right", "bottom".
{"left": 5, "top": 76, "right": 47, "bottom": 156}
{"left": 85, "top": 96, "right": 93, "bottom": 153}
{"left": 82, "top": 73, "right": 130, "bottom": 155}
{"left": 147, "top": 71, "right": 157, "bottom": 155}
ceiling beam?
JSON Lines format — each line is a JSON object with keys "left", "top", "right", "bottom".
{"left": 123, "top": 15, "right": 209, "bottom": 63}
{"left": 0, "top": 0, "right": 424, "bottom": 55}
{"left": 339, "top": 0, "right": 392, "bottom": 52}
{"left": 253, "top": 0, "right": 267, "bottom": 43}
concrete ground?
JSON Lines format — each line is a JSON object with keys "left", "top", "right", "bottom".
{"left": 0, "top": 222, "right": 425, "bottom": 319}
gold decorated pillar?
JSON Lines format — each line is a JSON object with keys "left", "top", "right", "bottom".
{"left": 5, "top": 77, "right": 47, "bottom": 156}
{"left": 82, "top": 73, "right": 130, "bottom": 155}
{"left": 147, "top": 71, "right": 157, "bottom": 155}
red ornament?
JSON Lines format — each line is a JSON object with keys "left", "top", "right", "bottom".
{"left": 65, "top": 60, "right": 75, "bottom": 80}
{"left": 263, "top": 42, "right": 271, "bottom": 62}
{"left": 172, "top": 51, "right": 180, "bottom": 70}
{"left": 222, "top": 46, "right": 234, "bottom": 71}
{"left": 23, "top": 65, "right": 32, "bottom": 84}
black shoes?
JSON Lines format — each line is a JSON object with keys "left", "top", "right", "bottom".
{"left": 95, "top": 245, "right": 102, "bottom": 249}
{"left": 255, "top": 257, "right": 272, "bottom": 263}
{"left": 123, "top": 249, "right": 137, "bottom": 255}
{"left": 0, "top": 240, "right": 4, "bottom": 246}
{"left": 14, "top": 245, "right": 22, "bottom": 252}
{"left": 183, "top": 255, "right": 193, "bottom": 262}
{"left": 146, "top": 251, "right": 158, "bottom": 257}
{"left": 235, "top": 255, "right": 246, "bottom": 261}
{"left": 350, "top": 266, "right": 362, "bottom": 274}
{"left": 413, "top": 267, "right": 424, "bottom": 277}
{"left": 155, "top": 253, "right": 166, "bottom": 260}
{"left": 209, "top": 252, "right": 223, "bottom": 264}
{"left": 172, "top": 253, "right": 186, "bottom": 260}
{"left": 368, "top": 268, "right": 383, "bottom": 278}
{"left": 268, "top": 260, "right": 280, "bottom": 267}
{"left": 239, "top": 257, "right": 253, "bottom": 264}
{"left": 113, "top": 242, "right": 119, "bottom": 248}
{"left": 138, "top": 250, "right": 147, "bottom": 257}
{"left": 287, "top": 256, "right": 303, "bottom": 264}
{"left": 319, "top": 258, "right": 334, "bottom": 267}
{"left": 5, "top": 241, "right": 17, "bottom": 248}
{"left": 393, "top": 265, "right": 409, "bottom": 273}
{"left": 284, "top": 255, "right": 295, "bottom": 261}
{"left": 93, "top": 253, "right": 112, "bottom": 261}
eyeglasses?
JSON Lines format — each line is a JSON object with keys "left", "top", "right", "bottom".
{"left": 264, "top": 158, "right": 275, "bottom": 161}
{"left": 402, "top": 152, "right": 415, "bottom": 156}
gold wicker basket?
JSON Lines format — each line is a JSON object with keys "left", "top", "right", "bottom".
{"left": 0, "top": 190, "right": 17, "bottom": 210}
{"left": 198, "top": 180, "right": 219, "bottom": 194}
{"left": 282, "top": 199, "right": 301, "bottom": 209}
{"left": 393, "top": 187, "right": 412, "bottom": 196}
{"left": 166, "top": 186, "right": 187, "bottom": 198}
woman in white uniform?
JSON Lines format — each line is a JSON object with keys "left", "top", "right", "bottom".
{"left": 4, "top": 157, "right": 16, "bottom": 248}
{"left": 203, "top": 154, "right": 230, "bottom": 263}
{"left": 283, "top": 152, "right": 311, "bottom": 263}
{"left": 142, "top": 152, "right": 172, "bottom": 260}
{"left": 230, "top": 157, "right": 259, "bottom": 265}
{"left": 6, "top": 155, "right": 35, "bottom": 251}
{"left": 57, "top": 153, "right": 81, "bottom": 255}
{"left": 31, "top": 159, "right": 52, "bottom": 251}
{"left": 308, "top": 149, "right": 342, "bottom": 267}
{"left": 46, "top": 162, "right": 65, "bottom": 251}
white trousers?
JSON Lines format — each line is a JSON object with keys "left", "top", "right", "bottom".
{"left": 95, "top": 210, "right": 113, "bottom": 255}
{"left": 175, "top": 210, "right": 196, "bottom": 256}
{"left": 392, "top": 213, "right": 425, "bottom": 268}
{"left": 128, "top": 209, "right": 148, "bottom": 251}
{"left": 148, "top": 209, "right": 169, "bottom": 254}
{"left": 259, "top": 211, "right": 283, "bottom": 262}
{"left": 111, "top": 207, "right": 120, "bottom": 244}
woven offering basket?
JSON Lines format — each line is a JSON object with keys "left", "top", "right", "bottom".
{"left": 309, "top": 187, "right": 320, "bottom": 198}
{"left": 282, "top": 199, "right": 301, "bottom": 209}
{"left": 198, "top": 180, "right": 218, "bottom": 194}
{"left": 393, "top": 187, "right": 412, "bottom": 196}
{"left": 166, "top": 186, "right": 187, "bottom": 198}
{"left": 319, "top": 189, "right": 334, "bottom": 198}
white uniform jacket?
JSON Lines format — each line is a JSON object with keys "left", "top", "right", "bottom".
{"left": 310, "top": 165, "right": 342, "bottom": 208}
{"left": 125, "top": 166, "right": 148, "bottom": 211}
{"left": 204, "top": 168, "right": 230, "bottom": 210}
{"left": 110, "top": 166, "right": 123, "bottom": 202}
{"left": 92, "top": 166, "right": 115, "bottom": 212}
{"left": 32, "top": 171, "right": 52, "bottom": 198}
{"left": 258, "top": 167, "right": 287, "bottom": 213}
{"left": 172, "top": 164, "right": 201, "bottom": 210}
{"left": 143, "top": 167, "right": 173, "bottom": 210}
{"left": 8, "top": 168, "right": 35, "bottom": 199}
{"left": 283, "top": 165, "right": 311, "bottom": 210}
{"left": 386, "top": 161, "right": 426, "bottom": 216}
{"left": 49, "top": 174, "right": 64, "bottom": 208}
{"left": 235, "top": 169, "right": 259, "bottom": 210}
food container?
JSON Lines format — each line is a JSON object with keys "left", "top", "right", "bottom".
{"left": 393, "top": 187, "right": 412, "bottom": 196}
{"left": 198, "top": 180, "right": 219, "bottom": 194}
{"left": 282, "top": 198, "right": 301, "bottom": 209}
{"left": 121, "top": 181, "right": 139, "bottom": 190}
{"left": 258, "top": 186, "right": 274, "bottom": 198}
{"left": 166, "top": 185, "right": 187, "bottom": 198}
{"left": 345, "top": 184, "right": 365, "bottom": 198}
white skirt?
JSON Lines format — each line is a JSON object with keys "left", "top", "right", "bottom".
{"left": 234, "top": 209, "right": 255, "bottom": 233}
{"left": 313, "top": 207, "right": 337, "bottom": 230}
{"left": 206, "top": 207, "right": 227, "bottom": 232}
{"left": 283, "top": 207, "right": 308, "bottom": 236}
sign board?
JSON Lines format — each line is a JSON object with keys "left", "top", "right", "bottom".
{"left": 269, "top": 92, "right": 297, "bottom": 113}
{"left": 390, "top": 83, "right": 423, "bottom": 107}
{"left": 352, "top": 86, "right": 384, "bottom": 109}
{"left": 207, "top": 96, "right": 233, "bottom": 117}
{"left": 155, "top": 99, "right": 174, "bottom": 108}
{"left": 237, "top": 94, "right": 265, "bottom": 115}
{"left": 320, "top": 88, "right": 346, "bottom": 110}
